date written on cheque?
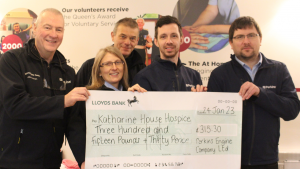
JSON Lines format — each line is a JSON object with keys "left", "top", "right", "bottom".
{"left": 197, "top": 106, "right": 235, "bottom": 115}
{"left": 218, "top": 100, "right": 238, "bottom": 103}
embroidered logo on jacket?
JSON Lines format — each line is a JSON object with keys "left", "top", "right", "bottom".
{"left": 186, "top": 84, "right": 195, "bottom": 88}
{"left": 262, "top": 86, "right": 276, "bottom": 89}
{"left": 59, "top": 78, "right": 71, "bottom": 84}
{"left": 25, "top": 72, "right": 40, "bottom": 80}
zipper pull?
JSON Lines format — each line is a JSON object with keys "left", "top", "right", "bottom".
{"left": 18, "top": 129, "right": 23, "bottom": 144}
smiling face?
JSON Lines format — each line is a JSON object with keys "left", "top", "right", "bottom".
{"left": 229, "top": 26, "right": 262, "bottom": 63}
{"left": 33, "top": 11, "right": 64, "bottom": 61}
{"left": 111, "top": 24, "right": 139, "bottom": 58}
{"left": 136, "top": 18, "right": 144, "bottom": 30}
{"left": 99, "top": 52, "right": 124, "bottom": 89}
{"left": 13, "top": 23, "right": 20, "bottom": 33}
{"left": 154, "top": 23, "right": 183, "bottom": 62}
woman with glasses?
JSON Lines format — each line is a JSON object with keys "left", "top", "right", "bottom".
{"left": 87, "top": 46, "right": 146, "bottom": 92}
{"left": 72, "top": 46, "right": 146, "bottom": 168}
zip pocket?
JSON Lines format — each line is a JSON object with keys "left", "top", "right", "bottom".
{"left": 18, "top": 129, "right": 24, "bottom": 144}
{"left": 17, "top": 128, "right": 24, "bottom": 160}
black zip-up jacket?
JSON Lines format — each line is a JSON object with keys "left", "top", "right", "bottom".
{"left": 0, "top": 39, "right": 84, "bottom": 168}
{"left": 132, "top": 56, "right": 202, "bottom": 91}
{"left": 207, "top": 53, "right": 300, "bottom": 166}
{"left": 76, "top": 49, "right": 145, "bottom": 87}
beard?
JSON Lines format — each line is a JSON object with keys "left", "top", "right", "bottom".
{"left": 238, "top": 50, "right": 259, "bottom": 61}
{"left": 160, "top": 45, "right": 179, "bottom": 59}
{"left": 161, "top": 50, "right": 178, "bottom": 59}
{"left": 236, "top": 45, "right": 259, "bottom": 61}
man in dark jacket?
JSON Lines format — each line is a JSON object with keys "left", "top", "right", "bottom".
{"left": 133, "top": 15, "right": 205, "bottom": 92}
{"left": 207, "top": 16, "right": 300, "bottom": 169}
{"left": 0, "top": 8, "right": 89, "bottom": 169}
{"left": 76, "top": 18, "right": 145, "bottom": 87}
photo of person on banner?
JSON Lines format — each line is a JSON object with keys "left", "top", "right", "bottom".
{"left": 0, "top": 35, "right": 5, "bottom": 54}
{"left": 12, "top": 22, "right": 30, "bottom": 44}
{"left": 173, "top": 0, "right": 240, "bottom": 53}
{"left": 0, "top": 8, "right": 38, "bottom": 52}
{"left": 135, "top": 18, "right": 153, "bottom": 66}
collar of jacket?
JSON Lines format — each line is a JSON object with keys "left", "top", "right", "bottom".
{"left": 25, "top": 39, "right": 68, "bottom": 72}
{"left": 230, "top": 52, "right": 274, "bottom": 70}
{"left": 96, "top": 85, "right": 115, "bottom": 91}
{"left": 157, "top": 56, "right": 183, "bottom": 70}
{"left": 26, "top": 39, "right": 67, "bottom": 66}
{"left": 95, "top": 85, "right": 128, "bottom": 91}
{"left": 125, "top": 49, "right": 144, "bottom": 68}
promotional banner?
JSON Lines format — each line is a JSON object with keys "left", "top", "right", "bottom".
{"left": 85, "top": 91, "right": 242, "bottom": 169}
{"left": 0, "top": 0, "right": 299, "bottom": 154}
{"left": 0, "top": 0, "right": 299, "bottom": 88}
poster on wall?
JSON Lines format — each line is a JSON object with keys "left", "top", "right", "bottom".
{"left": 1, "top": 0, "right": 299, "bottom": 88}
{"left": 85, "top": 91, "right": 243, "bottom": 169}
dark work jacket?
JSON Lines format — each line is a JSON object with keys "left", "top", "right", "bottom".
{"left": 132, "top": 56, "right": 202, "bottom": 91}
{"left": 0, "top": 39, "right": 84, "bottom": 168}
{"left": 207, "top": 53, "right": 300, "bottom": 166}
{"left": 76, "top": 49, "right": 145, "bottom": 87}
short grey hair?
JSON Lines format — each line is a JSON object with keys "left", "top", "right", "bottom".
{"left": 35, "top": 8, "right": 63, "bottom": 27}
{"left": 112, "top": 17, "right": 139, "bottom": 35}
{"left": 136, "top": 18, "right": 145, "bottom": 23}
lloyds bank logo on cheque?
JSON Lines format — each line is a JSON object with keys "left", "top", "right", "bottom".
{"left": 91, "top": 96, "right": 139, "bottom": 107}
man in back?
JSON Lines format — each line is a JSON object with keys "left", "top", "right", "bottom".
{"left": 133, "top": 15, "right": 205, "bottom": 92}
{"left": 76, "top": 18, "right": 145, "bottom": 87}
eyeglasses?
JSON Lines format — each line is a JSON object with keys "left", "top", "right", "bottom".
{"left": 100, "top": 60, "right": 124, "bottom": 67}
{"left": 233, "top": 33, "right": 259, "bottom": 41}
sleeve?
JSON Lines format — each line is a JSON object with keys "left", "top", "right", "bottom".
{"left": 132, "top": 72, "right": 152, "bottom": 91}
{"left": 76, "top": 60, "right": 92, "bottom": 87}
{"left": 254, "top": 64, "right": 300, "bottom": 121}
{"left": 207, "top": 70, "right": 224, "bottom": 92}
{"left": 0, "top": 52, "right": 65, "bottom": 120}
{"left": 195, "top": 71, "right": 203, "bottom": 86}
{"left": 66, "top": 101, "right": 86, "bottom": 167}
{"left": 208, "top": 0, "right": 218, "bottom": 5}
{"left": 128, "top": 63, "right": 145, "bottom": 86}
